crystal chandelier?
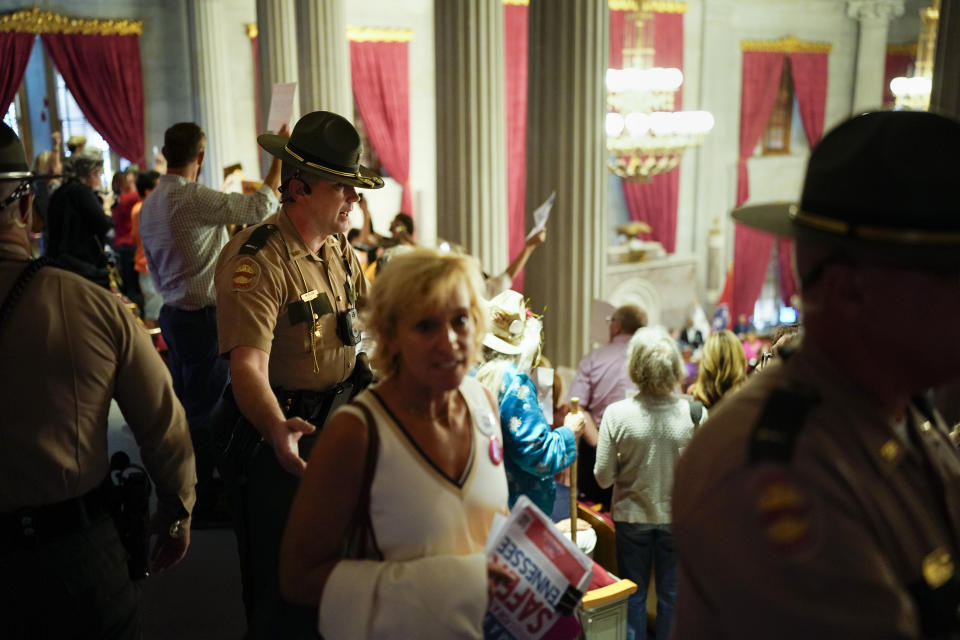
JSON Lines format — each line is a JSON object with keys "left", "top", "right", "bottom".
{"left": 606, "top": 10, "right": 714, "bottom": 181}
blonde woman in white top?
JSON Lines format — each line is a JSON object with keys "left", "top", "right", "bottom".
{"left": 280, "top": 248, "right": 509, "bottom": 639}
{"left": 595, "top": 326, "right": 705, "bottom": 640}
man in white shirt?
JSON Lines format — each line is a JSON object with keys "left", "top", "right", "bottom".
{"left": 140, "top": 122, "right": 285, "bottom": 524}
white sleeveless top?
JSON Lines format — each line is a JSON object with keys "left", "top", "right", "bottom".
{"left": 319, "top": 377, "right": 509, "bottom": 639}
{"left": 342, "top": 376, "right": 509, "bottom": 561}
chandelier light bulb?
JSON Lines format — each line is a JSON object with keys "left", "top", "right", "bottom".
{"left": 890, "top": 75, "right": 931, "bottom": 98}
{"left": 606, "top": 112, "right": 626, "bottom": 137}
{"left": 624, "top": 112, "right": 650, "bottom": 136}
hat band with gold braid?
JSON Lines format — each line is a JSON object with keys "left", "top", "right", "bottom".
{"left": 282, "top": 144, "right": 358, "bottom": 178}
{"left": 790, "top": 206, "right": 960, "bottom": 245}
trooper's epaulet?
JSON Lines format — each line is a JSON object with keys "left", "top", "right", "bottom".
{"left": 747, "top": 384, "right": 820, "bottom": 465}
{"left": 238, "top": 224, "right": 278, "bottom": 256}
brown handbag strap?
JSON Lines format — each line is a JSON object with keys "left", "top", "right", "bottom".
{"left": 347, "top": 399, "right": 383, "bottom": 560}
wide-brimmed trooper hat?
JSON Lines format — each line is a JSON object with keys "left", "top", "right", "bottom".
{"left": 258, "top": 111, "right": 384, "bottom": 189}
{"left": 0, "top": 123, "right": 58, "bottom": 183}
{"left": 483, "top": 290, "right": 543, "bottom": 372}
{"left": 732, "top": 110, "right": 960, "bottom": 271}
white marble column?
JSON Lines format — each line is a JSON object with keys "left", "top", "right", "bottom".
{"left": 434, "top": 0, "right": 508, "bottom": 277}
{"left": 296, "top": 0, "right": 352, "bottom": 117}
{"left": 190, "top": 0, "right": 235, "bottom": 189}
{"left": 256, "top": 0, "right": 299, "bottom": 129}
{"left": 525, "top": 0, "right": 608, "bottom": 367}
{"left": 847, "top": 0, "right": 905, "bottom": 113}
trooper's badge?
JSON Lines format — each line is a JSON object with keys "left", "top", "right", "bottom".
{"left": 232, "top": 257, "right": 261, "bottom": 292}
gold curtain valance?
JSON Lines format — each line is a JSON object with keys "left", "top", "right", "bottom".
{"left": 503, "top": 0, "right": 529, "bottom": 6}
{"left": 887, "top": 41, "right": 917, "bottom": 56}
{"left": 0, "top": 7, "right": 142, "bottom": 36}
{"left": 347, "top": 25, "right": 413, "bottom": 43}
{"left": 741, "top": 36, "right": 832, "bottom": 54}
{"left": 609, "top": 0, "right": 687, "bottom": 13}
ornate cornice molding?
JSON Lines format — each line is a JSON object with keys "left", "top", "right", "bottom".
{"left": 741, "top": 35, "right": 832, "bottom": 54}
{"left": 346, "top": 25, "right": 413, "bottom": 43}
{"left": 846, "top": 0, "right": 906, "bottom": 22}
{"left": 0, "top": 7, "right": 142, "bottom": 35}
{"left": 887, "top": 41, "right": 917, "bottom": 56}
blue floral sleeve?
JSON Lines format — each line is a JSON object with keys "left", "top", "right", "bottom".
{"left": 499, "top": 368, "right": 577, "bottom": 478}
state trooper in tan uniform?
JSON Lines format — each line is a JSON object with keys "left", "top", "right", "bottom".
{"left": 0, "top": 126, "right": 196, "bottom": 637}
{"left": 213, "top": 111, "right": 382, "bottom": 639}
{"left": 672, "top": 111, "right": 960, "bottom": 639}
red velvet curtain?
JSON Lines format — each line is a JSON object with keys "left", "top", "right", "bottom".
{"left": 789, "top": 52, "right": 826, "bottom": 149}
{"left": 609, "top": 9, "right": 626, "bottom": 70}
{"left": 776, "top": 51, "right": 827, "bottom": 307}
{"left": 737, "top": 51, "right": 784, "bottom": 207}
{"left": 732, "top": 223, "right": 775, "bottom": 323}
{"left": 0, "top": 32, "right": 34, "bottom": 116}
{"left": 350, "top": 40, "right": 412, "bottom": 215}
{"left": 41, "top": 33, "right": 145, "bottom": 166}
{"left": 619, "top": 11, "right": 683, "bottom": 253}
{"left": 505, "top": 2, "right": 529, "bottom": 291}
{"left": 730, "top": 51, "right": 784, "bottom": 321}
{"left": 883, "top": 51, "right": 914, "bottom": 107}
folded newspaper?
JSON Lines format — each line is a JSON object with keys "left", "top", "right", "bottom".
{"left": 483, "top": 495, "right": 593, "bottom": 639}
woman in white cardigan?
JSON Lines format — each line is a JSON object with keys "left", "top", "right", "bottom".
{"left": 279, "top": 248, "right": 509, "bottom": 639}
{"left": 595, "top": 326, "right": 704, "bottom": 640}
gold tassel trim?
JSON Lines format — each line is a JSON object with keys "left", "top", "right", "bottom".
{"left": 0, "top": 7, "right": 142, "bottom": 36}
{"left": 741, "top": 36, "right": 832, "bottom": 54}
{"left": 503, "top": 0, "right": 530, "bottom": 6}
{"left": 347, "top": 25, "right": 413, "bottom": 43}
{"left": 609, "top": 0, "right": 687, "bottom": 13}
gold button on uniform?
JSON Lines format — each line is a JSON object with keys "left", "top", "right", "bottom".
{"left": 880, "top": 440, "right": 900, "bottom": 462}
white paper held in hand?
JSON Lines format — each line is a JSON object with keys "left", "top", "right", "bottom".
{"left": 526, "top": 191, "right": 556, "bottom": 241}
{"left": 267, "top": 82, "right": 297, "bottom": 133}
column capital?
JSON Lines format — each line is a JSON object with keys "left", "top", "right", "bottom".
{"left": 846, "top": 0, "right": 905, "bottom": 23}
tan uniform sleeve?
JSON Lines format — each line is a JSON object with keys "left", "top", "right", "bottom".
{"left": 672, "top": 464, "right": 918, "bottom": 640}
{"left": 215, "top": 242, "right": 285, "bottom": 356}
{"left": 110, "top": 296, "right": 196, "bottom": 522}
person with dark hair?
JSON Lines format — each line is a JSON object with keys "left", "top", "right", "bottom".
{"left": 564, "top": 303, "right": 648, "bottom": 508}
{"left": 139, "top": 121, "right": 285, "bottom": 527}
{"left": 0, "top": 123, "right": 196, "bottom": 639}
{"left": 130, "top": 170, "right": 161, "bottom": 326}
{"left": 389, "top": 211, "right": 415, "bottom": 241}
{"left": 45, "top": 147, "right": 113, "bottom": 288}
{"left": 673, "top": 111, "right": 960, "bottom": 638}
{"left": 112, "top": 166, "right": 141, "bottom": 309}
{"left": 214, "top": 110, "right": 382, "bottom": 638}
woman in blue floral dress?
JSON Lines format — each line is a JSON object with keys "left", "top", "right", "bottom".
{"left": 475, "top": 290, "right": 583, "bottom": 515}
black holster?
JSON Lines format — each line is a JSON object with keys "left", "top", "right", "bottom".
{"left": 100, "top": 455, "right": 152, "bottom": 581}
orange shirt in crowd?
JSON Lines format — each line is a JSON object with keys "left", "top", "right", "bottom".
{"left": 131, "top": 200, "right": 147, "bottom": 273}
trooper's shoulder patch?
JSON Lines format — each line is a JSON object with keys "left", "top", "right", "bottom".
{"left": 752, "top": 469, "right": 818, "bottom": 557}
{"left": 232, "top": 257, "right": 261, "bottom": 292}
